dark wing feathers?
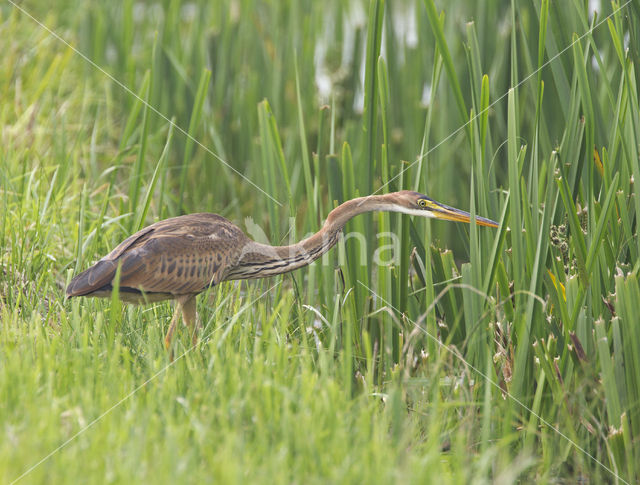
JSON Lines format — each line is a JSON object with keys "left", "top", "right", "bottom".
{"left": 66, "top": 213, "right": 247, "bottom": 299}
{"left": 66, "top": 260, "right": 118, "bottom": 297}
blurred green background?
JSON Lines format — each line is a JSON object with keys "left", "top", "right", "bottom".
{"left": 2, "top": 0, "right": 640, "bottom": 483}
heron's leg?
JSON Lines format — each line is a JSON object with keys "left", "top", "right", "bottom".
{"left": 180, "top": 295, "right": 199, "bottom": 345}
{"left": 164, "top": 301, "right": 182, "bottom": 350}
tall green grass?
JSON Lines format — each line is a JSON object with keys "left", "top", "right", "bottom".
{"left": 1, "top": 0, "right": 640, "bottom": 482}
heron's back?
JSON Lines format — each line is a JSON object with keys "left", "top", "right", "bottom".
{"left": 66, "top": 213, "right": 248, "bottom": 302}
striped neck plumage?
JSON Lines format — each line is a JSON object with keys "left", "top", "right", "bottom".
{"left": 229, "top": 195, "right": 395, "bottom": 279}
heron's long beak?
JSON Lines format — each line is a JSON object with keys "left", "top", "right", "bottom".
{"left": 425, "top": 200, "right": 499, "bottom": 227}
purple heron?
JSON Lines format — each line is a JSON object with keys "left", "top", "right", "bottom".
{"left": 66, "top": 191, "right": 498, "bottom": 348}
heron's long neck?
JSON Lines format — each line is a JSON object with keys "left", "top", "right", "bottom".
{"left": 229, "top": 195, "right": 392, "bottom": 280}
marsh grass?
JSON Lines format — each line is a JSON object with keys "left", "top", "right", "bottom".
{"left": 1, "top": 0, "right": 640, "bottom": 482}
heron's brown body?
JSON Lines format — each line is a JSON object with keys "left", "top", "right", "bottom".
{"left": 66, "top": 191, "right": 498, "bottom": 348}
{"left": 66, "top": 213, "right": 248, "bottom": 302}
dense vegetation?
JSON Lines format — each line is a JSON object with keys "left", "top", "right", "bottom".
{"left": 1, "top": 0, "right": 639, "bottom": 482}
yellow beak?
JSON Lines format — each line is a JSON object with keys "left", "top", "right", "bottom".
{"left": 425, "top": 200, "right": 499, "bottom": 227}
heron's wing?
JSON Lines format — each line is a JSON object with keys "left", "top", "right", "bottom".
{"left": 65, "top": 225, "right": 155, "bottom": 297}
{"left": 66, "top": 213, "right": 247, "bottom": 297}
{"left": 115, "top": 235, "right": 235, "bottom": 294}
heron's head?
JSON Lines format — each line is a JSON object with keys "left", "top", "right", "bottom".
{"left": 383, "top": 190, "right": 499, "bottom": 227}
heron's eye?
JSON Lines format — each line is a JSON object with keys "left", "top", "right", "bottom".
{"left": 418, "top": 199, "right": 427, "bottom": 208}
